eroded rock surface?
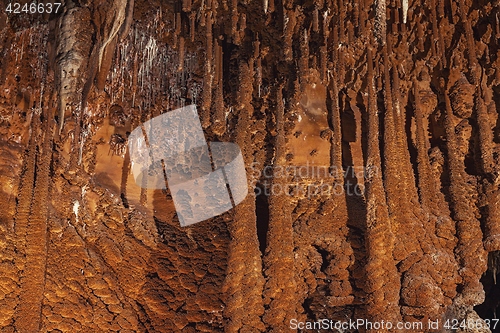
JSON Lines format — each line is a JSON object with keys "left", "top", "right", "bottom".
{"left": 1, "top": 0, "right": 500, "bottom": 332}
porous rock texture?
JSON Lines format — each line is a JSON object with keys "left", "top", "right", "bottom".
{"left": 0, "top": 0, "right": 500, "bottom": 332}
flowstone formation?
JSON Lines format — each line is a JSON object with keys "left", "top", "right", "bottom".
{"left": 0, "top": 0, "right": 500, "bottom": 332}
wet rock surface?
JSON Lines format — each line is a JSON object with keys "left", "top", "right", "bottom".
{"left": 0, "top": 0, "right": 500, "bottom": 332}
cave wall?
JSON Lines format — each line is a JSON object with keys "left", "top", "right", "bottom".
{"left": 0, "top": 0, "right": 500, "bottom": 332}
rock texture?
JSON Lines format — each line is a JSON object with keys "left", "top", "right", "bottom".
{"left": 0, "top": 0, "right": 500, "bottom": 332}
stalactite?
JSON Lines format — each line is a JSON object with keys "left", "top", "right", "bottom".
{"left": 389, "top": 45, "right": 420, "bottom": 213}
{"left": 283, "top": 9, "right": 297, "bottom": 61}
{"left": 267, "top": 0, "right": 274, "bottom": 14}
{"left": 375, "top": 56, "right": 383, "bottom": 92}
{"left": 335, "top": 15, "right": 345, "bottom": 86}
{"left": 353, "top": 0, "right": 360, "bottom": 35}
{"left": 402, "top": 0, "right": 408, "bottom": 24}
{"left": 215, "top": 38, "right": 223, "bottom": 89}
{"left": 444, "top": 82, "right": 487, "bottom": 305}
{"left": 390, "top": 0, "right": 398, "bottom": 34}
{"left": 175, "top": 12, "right": 181, "bottom": 36}
{"left": 358, "top": 0, "right": 366, "bottom": 36}
{"left": 200, "top": 0, "right": 206, "bottom": 27}
{"left": 299, "top": 28, "right": 309, "bottom": 86}
{"left": 182, "top": 0, "right": 192, "bottom": 12}
{"left": 189, "top": 12, "right": 196, "bottom": 42}
{"left": 313, "top": 7, "right": 319, "bottom": 33}
{"left": 210, "top": 0, "right": 217, "bottom": 16}
{"left": 319, "top": 49, "right": 355, "bottom": 309}
{"left": 15, "top": 111, "right": 54, "bottom": 332}
{"left": 459, "top": 1, "right": 479, "bottom": 82}
{"left": 437, "top": 0, "right": 444, "bottom": 20}
{"left": 213, "top": 39, "right": 225, "bottom": 136}
{"left": 347, "top": 21, "right": 355, "bottom": 45}
{"left": 320, "top": 45, "right": 328, "bottom": 83}
{"left": 475, "top": 94, "right": 495, "bottom": 176}
{"left": 5, "top": 108, "right": 37, "bottom": 329}
{"left": 331, "top": 21, "right": 339, "bottom": 64}
{"left": 457, "top": 0, "right": 499, "bottom": 254}
{"left": 413, "top": 76, "right": 437, "bottom": 213}
{"left": 408, "top": 72, "right": 461, "bottom": 321}
{"left": 200, "top": 12, "right": 213, "bottom": 128}
{"left": 412, "top": 73, "right": 457, "bottom": 271}
{"left": 496, "top": 11, "right": 500, "bottom": 39}
{"left": 231, "top": 0, "right": 239, "bottom": 43}
{"left": 429, "top": 0, "right": 439, "bottom": 63}
{"left": 97, "top": 0, "right": 128, "bottom": 72}
{"left": 262, "top": 87, "right": 298, "bottom": 332}
{"left": 178, "top": 37, "right": 185, "bottom": 72}
{"left": 416, "top": 16, "right": 425, "bottom": 52}
{"left": 118, "top": 0, "right": 134, "bottom": 41}
{"left": 132, "top": 50, "right": 138, "bottom": 108}
{"left": 56, "top": 6, "right": 92, "bottom": 134}
{"left": 384, "top": 39, "right": 448, "bottom": 319}
{"left": 13, "top": 115, "right": 38, "bottom": 266}
{"left": 395, "top": 0, "right": 409, "bottom": 67}
{"left": 327, "top": 70, "right": 342, "bottom": 174}
{"left": 222, "top": 61, "right": 265, "bottom": 333}
{"left": 338, "top": 0, "right": 345, "bottom": 43}
{"left": 174, "top": 12, "right": 182, "bottom": 47}
{"left": 212, "top": 84, "right": 225, "bottom": 136}
{"left": 237, "top": 13, "right": 246, "bottom": 45}
{"left": 374, "top": 0, "right": 386, "bottom": 45}
{"left": 381, "top": 43, "right": 404, "bottom": 241}
{"left": 437, "top": 20, "right": 447, "bottom": 68}
{"left": 254, "top": 36, "right": 262, "bottom": 98}
{"left": 481, "top": 86, "right": 500, "bottom": 252}
{"left": 321, "top": 11, "right": 331, "bottom": 83}
{"left": 382, "top": 39, "right": 418, "bottom": 263}
{"left": 363, "top": 46, "right": 400, "bottom": 327}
